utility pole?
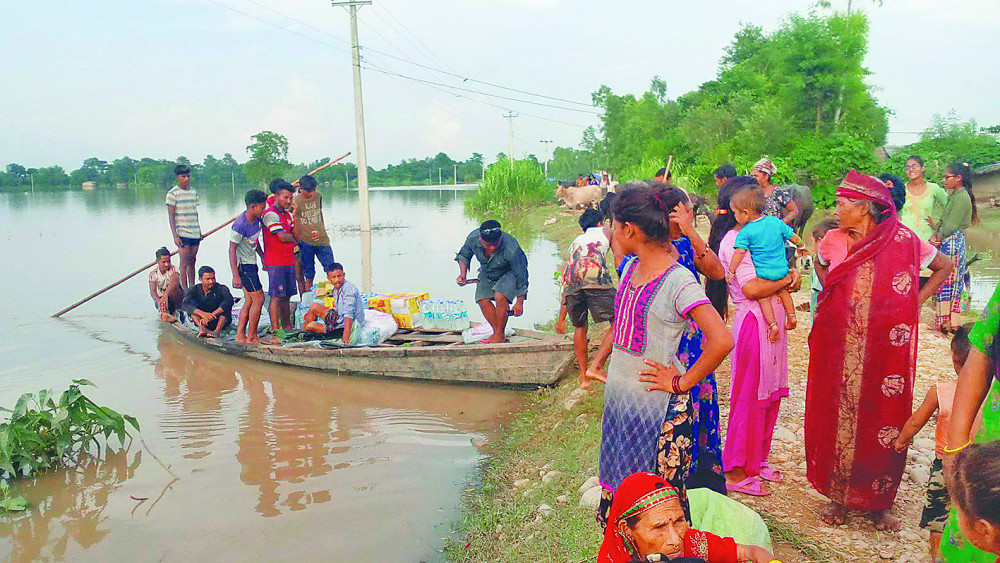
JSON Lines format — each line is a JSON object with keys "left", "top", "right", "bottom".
{"left": 438, "top": 168, "right": 442, "bottom": 185}
{"left": 503, "top": 111, "right": 518, "bottom": 170}
{"left": 332, "top": 0, "right": 373, "bottom": 291}
{"left": 231, "top": 172, "right": 235, "bottom": 196}
{"left": 540, "top": 139, "right": 553, "bottom": 178}
{"left": 30, "top": 173, "right": 34, "bottom": 194}
{"left": 453, "top": 164, "right": 457, "bottom": 185}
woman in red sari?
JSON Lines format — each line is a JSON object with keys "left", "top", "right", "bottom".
{"left": 806, "top": 170, "right": 953, "bottom": 530}
{"left": 598, "top": 472, "right": 776, "bottom": 563}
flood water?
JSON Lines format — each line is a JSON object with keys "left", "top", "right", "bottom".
{"left": 0, "top": 187, "right": 563, "bottom": 561}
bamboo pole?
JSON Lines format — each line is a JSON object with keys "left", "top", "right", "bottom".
{"left": 52, "top": 153, "right": 351, "bottom": 318}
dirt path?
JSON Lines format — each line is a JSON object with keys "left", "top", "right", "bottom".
{"left": 712, "top": 287, "right": 952, "bottom": 563}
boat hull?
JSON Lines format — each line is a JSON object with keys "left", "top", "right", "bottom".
{"left": 167, "top": 323, "right": 574, "bottom": 387}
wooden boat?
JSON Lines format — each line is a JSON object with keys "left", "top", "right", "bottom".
{"left": 167, "top": 322, "right": 574, "bottom": 387}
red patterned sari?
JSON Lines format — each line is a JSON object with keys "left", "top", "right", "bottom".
{"left": 805, "top": 173, "right": 922, "bottom": 511}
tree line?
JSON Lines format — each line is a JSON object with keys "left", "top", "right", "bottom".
{"left": 0, "top": 130, "right": 487, "bottom": 192}
{"left": 543, "top": 9, "right": 1000, "bottom": 207}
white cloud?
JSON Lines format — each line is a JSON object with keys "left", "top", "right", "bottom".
{"left": 418, "top": 105, "right": 462, "bottom": 151}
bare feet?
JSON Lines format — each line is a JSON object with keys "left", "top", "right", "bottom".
{"left": 579, "top": 372, "right": 590, "bottom": 390}
{"left": 247, "top": 336, "right": 261, "bottom": 344}
{"left": 160, "top": 313, "right": 176, "bottom": 323}
{"left": 871, "top": 509, "right": 902, "bottom": 531}
{"left": 197, "top": 329, "right": 208, "bottom": 338}
{"left": 767, "top": 323, "right": 781, "bottom": 343}
{"left": 820, "top": 502, "right": 847, "bottom": 526}
{"left": 484, "top": 333, "right": 506, "bottom": 344}
{"left": 236, "top": 332, "right": 247, "bottom": 343}
{"left": 786, "top": 312, "right": 797, "bottom": 330}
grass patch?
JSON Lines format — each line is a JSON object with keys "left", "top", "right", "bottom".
{"left": 465, "top": 159, "right": 552, "bottom": 218}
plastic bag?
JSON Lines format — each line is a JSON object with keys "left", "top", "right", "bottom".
{"left": 351, "top": 310, "right": 398, "bottom": 346}
{"left": 688, "top": 488, "right": 772, "bottom": 552}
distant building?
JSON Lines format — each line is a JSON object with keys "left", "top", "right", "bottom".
{"left": 974, "top": 162, "right": 1000, "bottom": 200}
{"left": 81, "top": 181, "right": 96, "bottom": 191}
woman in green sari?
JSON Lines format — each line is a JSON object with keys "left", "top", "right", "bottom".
{"left": 941, "top": 281, "right": 1000, "bottom": 561}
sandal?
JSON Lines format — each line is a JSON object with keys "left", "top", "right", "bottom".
{"left": 726, "top": 476, "right": 770, "bottom": 497}
{"left": 759, "top": 463, "right": 784, "bottom": 483}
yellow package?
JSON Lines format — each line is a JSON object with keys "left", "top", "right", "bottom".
{"left": 392, "top": 312, "right": 423, "bottom": 329}
{"left": 314, "top": 281, "right": 333, "bottom": 298}
{"left": 367, "top": 293, "right": 399, "bottom": 313}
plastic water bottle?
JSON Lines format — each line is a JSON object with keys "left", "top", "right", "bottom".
{"left": 420, "top": 300, "right": 434, "bottom": 329}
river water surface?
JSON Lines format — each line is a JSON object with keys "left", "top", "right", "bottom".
{"left": 0, "top": 187, "right": 562, "bottom": 561}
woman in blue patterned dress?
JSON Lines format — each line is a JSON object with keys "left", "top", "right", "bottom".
{"left": 668, "top": 196, "right": 728, "bottom": 495}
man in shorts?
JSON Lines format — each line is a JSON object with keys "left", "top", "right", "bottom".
{"left": 554, "top": 209, "right": 616, "bottom": 388}
{"left": 165, "top": 163, "right": 201, "bottom": 289}
{"left": 455, "top": 219, "right": 528, "bottom": 344}
{"left": 149, "top": 246, "right": 183, "bottom": 322}
{"left": 293, "top": 174, "right": 336, "bottom": 293}
{"left": 262, "top": 181, "right": 298, "bottom": 331}
{"left": 230, "top": 189, "right": 268, "bottom": 343}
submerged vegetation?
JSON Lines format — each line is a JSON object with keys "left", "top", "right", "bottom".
{"left": 465, "top": 158, "right": 552, "bottom": 217}
{"left": 0, "top": 380, "right": 139, "bottom": 512}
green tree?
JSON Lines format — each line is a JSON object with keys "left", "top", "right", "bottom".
{"left": 244, "top": 131, "right": 290, "bottom": 187}
{"left": 109, "top": 157, "right": 138, "bottom": 184}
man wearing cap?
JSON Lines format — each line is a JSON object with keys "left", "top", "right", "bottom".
{"left": 455, "top": 220, "right": 529, "bottom": 344}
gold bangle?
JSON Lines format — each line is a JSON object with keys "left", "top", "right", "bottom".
{"left": 943, "top": 440, "right": 972, "bottom": 454}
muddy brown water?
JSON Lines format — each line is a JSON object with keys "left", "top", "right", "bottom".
{"left": 0, "top": 188, "right": 563, "bottom": 560}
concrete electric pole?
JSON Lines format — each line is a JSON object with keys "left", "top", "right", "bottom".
{"left": 331, "top": 0, "right": 373, "bottom": 291}
{"left": 503, "top": 111, "right": 518, "bottom": 170}
{"left": 540, "top": 139, "right": 553, "bottom": 178}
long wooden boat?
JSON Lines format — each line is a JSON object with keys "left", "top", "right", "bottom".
{"left": 167, "top": 322, "right": 574, "bottom": 387}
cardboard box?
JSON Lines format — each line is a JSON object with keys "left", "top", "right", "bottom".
{"left": 393, "top": 312, "right": 423, "bottom": 329}
{"left": 390, "top": 292, "right": 430, "bottom": 314}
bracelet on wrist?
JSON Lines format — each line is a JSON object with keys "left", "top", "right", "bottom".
{"left": 943, "top": 440, "right": 972, "bottom": 454}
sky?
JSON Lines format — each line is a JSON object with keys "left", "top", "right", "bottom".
{"left": 1, "top": 0, "right": 998, "bottom": 171}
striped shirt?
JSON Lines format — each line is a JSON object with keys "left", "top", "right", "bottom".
{"left": 230, "top": 212, "right": 262, "bottom": 265}
{"left": 165, "top": 185, "right": 201, "bottom": 238}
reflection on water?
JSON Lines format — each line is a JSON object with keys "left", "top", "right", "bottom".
{"left": 0, "top": 188, "right": 533, "bottom": 560}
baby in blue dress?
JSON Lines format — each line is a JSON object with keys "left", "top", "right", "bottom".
{"left": 728, "top": 187, "right": 807, "bottom": 342}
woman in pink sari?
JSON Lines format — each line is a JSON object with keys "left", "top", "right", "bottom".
{"left": 807, "top": 170, "right": 952, "bottom": 530}
{"left": 710, "top": 177, "right": 798, "bottom": 497}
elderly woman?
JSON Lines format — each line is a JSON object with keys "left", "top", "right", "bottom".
{"left": 939, "top": 280, "right": 1000, "bottom": 561}
{"left": 806, "top": 171, "right": 953, "bottom": 531}
{"left": 708, "top": 176, "right": 798, "bottom": 497}
{"left": 598, "top": 472, "right": 776, "bottom": 563}
{"left": 750, "top": 158, "right": 797, "bottom": 226}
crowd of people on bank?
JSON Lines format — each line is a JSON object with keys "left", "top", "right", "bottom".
{"left": 550, "top": 157, "right": 997, "bottom": 562}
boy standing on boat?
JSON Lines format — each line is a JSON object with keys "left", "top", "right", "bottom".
{"left": 230, "top": 189, "right": 268, "bottom": 343}
{"left": 293, "top": 175, "right": 336, "bottom": 293}
{"left": 165, "top": 164, "right": 201, "bottom": 290}
{"left": 456, "top": 219, "right": 529, "bottom": 344}
{"left": 182, "top": 266, "right": 234, "bottom": 338}
{"left": 262, "top": 181, "right": 298, "bottom": 331}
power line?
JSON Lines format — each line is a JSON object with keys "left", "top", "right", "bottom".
{"left": 211, "top": 0, "right": 594, "bottom": 109}
{"left": 371, "top": 2, "right": 459, "bottom": 75}
{"left": 361, "top": 65, "right": 601, "bottom": 114}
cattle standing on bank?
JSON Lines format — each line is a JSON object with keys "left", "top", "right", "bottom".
{"left": 556, "top": 185, "right": 602, "bottom": 209}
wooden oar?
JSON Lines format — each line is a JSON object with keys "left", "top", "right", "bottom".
{"left": 52, "top": 152, "right": 353, "bottom": 318}
{"left": 292, "top": 152, "right": 351, "bottom": 187}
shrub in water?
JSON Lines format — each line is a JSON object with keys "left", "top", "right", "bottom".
{"left": 465, "top": 159, "right": 551, "bottom": 217}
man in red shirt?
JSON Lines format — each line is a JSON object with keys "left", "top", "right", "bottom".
{"left": 262, "top": 181, "right": 297, "bottom": 330}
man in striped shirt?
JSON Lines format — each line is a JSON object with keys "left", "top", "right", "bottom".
{"left": 166, "top": 164, "right": 202, "bottom": 289}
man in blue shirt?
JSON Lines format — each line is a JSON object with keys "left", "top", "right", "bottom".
{"left": 455, "top": 219, "right": 529, "bottom": 344}
{"left": 303, "top": 262, "right": 365, "bottom": 345}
